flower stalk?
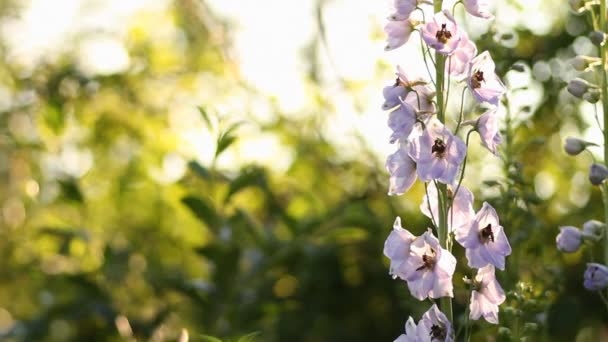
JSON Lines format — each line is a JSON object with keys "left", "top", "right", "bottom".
{"left": 433, "top": 0, "right": 454, "bottom": 323}
{"left": 600, "top": 0, "right": 608, "bottom": 274}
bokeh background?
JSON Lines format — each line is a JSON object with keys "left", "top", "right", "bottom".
{"left": 0, "top": 0, "right": 605, "bottom": 341}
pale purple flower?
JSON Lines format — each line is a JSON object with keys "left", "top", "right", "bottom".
{"left": 463, "top": 0, "right": 494, "bottom": 19}
{"left": 394, "top": 317, "right": 418, "bottom": 342}
{"left": 421, "top": 11, "right": 462, "bottom": 55}
{"left": 408, "top": 119, "right": 467, "bottom": 184}
{"left": 396, "top": 65, "right": 429, "bottom": 88}
{"left": 420, "top": 181, "right": 475, "bottom": 232}
{"left": 416, "top": 304, "right": 454, "bottom": 342}
{"left": 455, "top": 202, "right": 511, "bottom": 270}
{"left": 402, "top": 84, "right": 437, "bottom": 117}
{"left": 476, "top": 108, "right": 502, "bottom": 155}
{"left": 469, "top": 265, "right": 506, "bottom": 324}
{"left": 389, "top": 0, "right": 417, "bottom": 21}
{"left": 447, "top": 31, "right": 477, "bottom": 78}
{"left": 384, "top": 66, "right": 430, "bottom": 111}
{"left": 384, "top": 217, "right": 416, "bottom": 280}
{"left": 556, "top": 226, "right": 583, "bottom": 253}
{"left": 388, "top": 102, "right": 417, "bottom": 143}
{"left": 387, "top": 144, "right": 418, "bottom": 195}
{"left": 584, "top": 263, "right": 608, "bottom": 291}
{"left": 383, "top": 82, "right": 408, "bottom": 110}
{"left": 385, "top": 19, "right": 416, "bottom": 51}
{"left": 403, "top": 229, "right": 456, "bottom": 300}
{"left": 467, "top": 51, "right": 506, "bottom": 106}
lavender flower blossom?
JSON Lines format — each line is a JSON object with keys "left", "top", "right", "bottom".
{"left": 385, "top": 19, "right": 416, "bottom": 51}
{"left": 467, "top": 51, "right": 506, "bottom": 106}
{"left": 584, "top": 263, "right": 608, "bottom": 291}
{"left": 408, "top": 120, "right": 467, "bottom": 184}
{"left": 416, "top": 304, "right": 454, "bottom": 342}
{"left": 388, "top": 102, "right": 417, "bottom": 143}
{"left": 463, "top": 0, "right": 494, "bottom": 19}
{"left": 387, "top": 144, "right": 417, "bottom": 195}
{"left": 402, "top": 84, "right": 437, "bottom": 117}
{"left": 447, "top": 32, "right": 477, "bottom": 79}
{"left": 384, "top": 217, "right": 416, "bottom": 280}
{"left": 421, "top": 11, "right": 462, "bottom": 55}
{"left": 403, "top": 229, "right": 456, "bottom": 300}
{"left": 388, "top": 0, "right": 417, "bottom": 21}
{"left": 469, "top": 265, "right": 506, "bottom": 324}
{"left": 420, "top": 181, "right": 475, "bottom": 232}
{"left": 556, "top": 226, "right": 583, "bottom": 253}
{"left": 455, "top": 202, "right": 512, "bottom": 270}
{"left": 394, "top": 317, "right": 418, "bottom": 342}
{"left": 476, "top": 108, "right": 502, "bottom": 155}
{"left": 383, "top": 83, "right": 408, "bottom": 110}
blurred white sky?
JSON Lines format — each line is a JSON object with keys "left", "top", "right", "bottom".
{"left": 2, "top": 0, "right": 589, "bottom": 187}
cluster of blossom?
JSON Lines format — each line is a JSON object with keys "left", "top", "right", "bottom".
{"left": 379, "top": 0, "right": 512, "bottom": 340}
{"left": 557, "top": 0, "right": 608, "bottom": 296}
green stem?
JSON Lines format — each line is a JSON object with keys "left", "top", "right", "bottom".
{"left": 433, "top": 0, "right": 453, "bottom": 324}
{"left": 600, "top": 0, "right": 608, "bottom": 286}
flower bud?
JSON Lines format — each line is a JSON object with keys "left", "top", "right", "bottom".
{"left": 590, "top": 31, "right": 606, "bottom": 46}
{"left": 589, "top": 163, "right": 608, "bottom": 185}
{"left": 583, "top": 220, "right": 604, "bottom": 240}
{"left": 564, "top": 137, "right": 591, "bottom": 155}
{"left": 567, "top": 78, "right": 593, "bottom": 98}
{"left": 571, "top": 55, "right": 601, "bottom": 71}
{"left": 556, "top": 226, "right": 582, "bottom": 253}
{"left": 511, "top": 63, "right": 526, "bottom": 72}
{"left": 569, "top": 0, "right": 586, "bottom": 12}
{"left": 583, "top": 88, "right": 601, "bottom": 103}
{"left": 584, "top": 263, "right": 608, "bottom": 291}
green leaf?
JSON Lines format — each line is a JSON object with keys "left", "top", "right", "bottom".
{"left": 188, "top": 160, "right": 211, "bottom": 180}
{"left": 181, "top": 196, "right": 220, "bottom": 231}
{"left": 58, "top": 179, "right": 84, "bottom": 203}
{"left": 318, "top": 227, "right": 368, "bottom": 244}
{"left": 225, "top": 167, "right": 266, "bottom": 202}
{"left": 198, "top": 106, "right": 213, "bottom": 130}
{"left": 200, "top": 335, "right": 223, "bottom": 342}
{"left": 237, "top": 331, "right": 261, "bottom": 342}
{"left": 215, "top": 133, "right": 237, "bottom": 158}
{"left": 215, "top": 122, "right": 244, "bottom": 158}
{"left": 45, "top": 102, "right": 65, "bottom": 134}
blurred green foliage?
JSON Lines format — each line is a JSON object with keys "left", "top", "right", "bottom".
{"left": 0, "top": 0, "right": 605, "bottom": 341}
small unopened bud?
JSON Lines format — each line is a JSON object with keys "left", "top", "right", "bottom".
{"left": 583, "top": 88, "right": 601, "bottom": 103}
{"left": 569, "top": 0, "right": 586, "bottom": 12}
{"left": 590, "top": 31, "right": 606, "bottom": 46}
{"left": 589, "top": 163, "right": 608, "bottom": 185}
{"left": 567, "top": 78, "right": 593, "bottom": 98}
{"left": 584, "top": 263, "right": 608, "bottom": 291}
{"left": 556, "top": 226, "right": 582, "bottom": 252}
{"left": 571, "top": 55, "right": 601, "bottom": 71}
{"left": 511, "top": 63, "right": 526, "bottom": 72}
{"left": 582, "top": 220, "right": 604, "bottom": 240}
{"left": 564, "top": 137, "right": 597, "bottom": 155}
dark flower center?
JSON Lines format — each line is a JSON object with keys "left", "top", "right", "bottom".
{"left": 435, "top": 23, "right": 452, "bottom": 44}
{"left": 430, "top": 324, "right": 446, "bottom": 340}
{"left": 432, "top": 139, "right": 446, "bottom": 156}
{"left": 416, "top": 249, "right": 437, "bottom": 271}
{"left": 479, "top": 224, "right": 494, "bottom": 243}
{"left": 471, "top": 71, "right": 485, "bottom": 89}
